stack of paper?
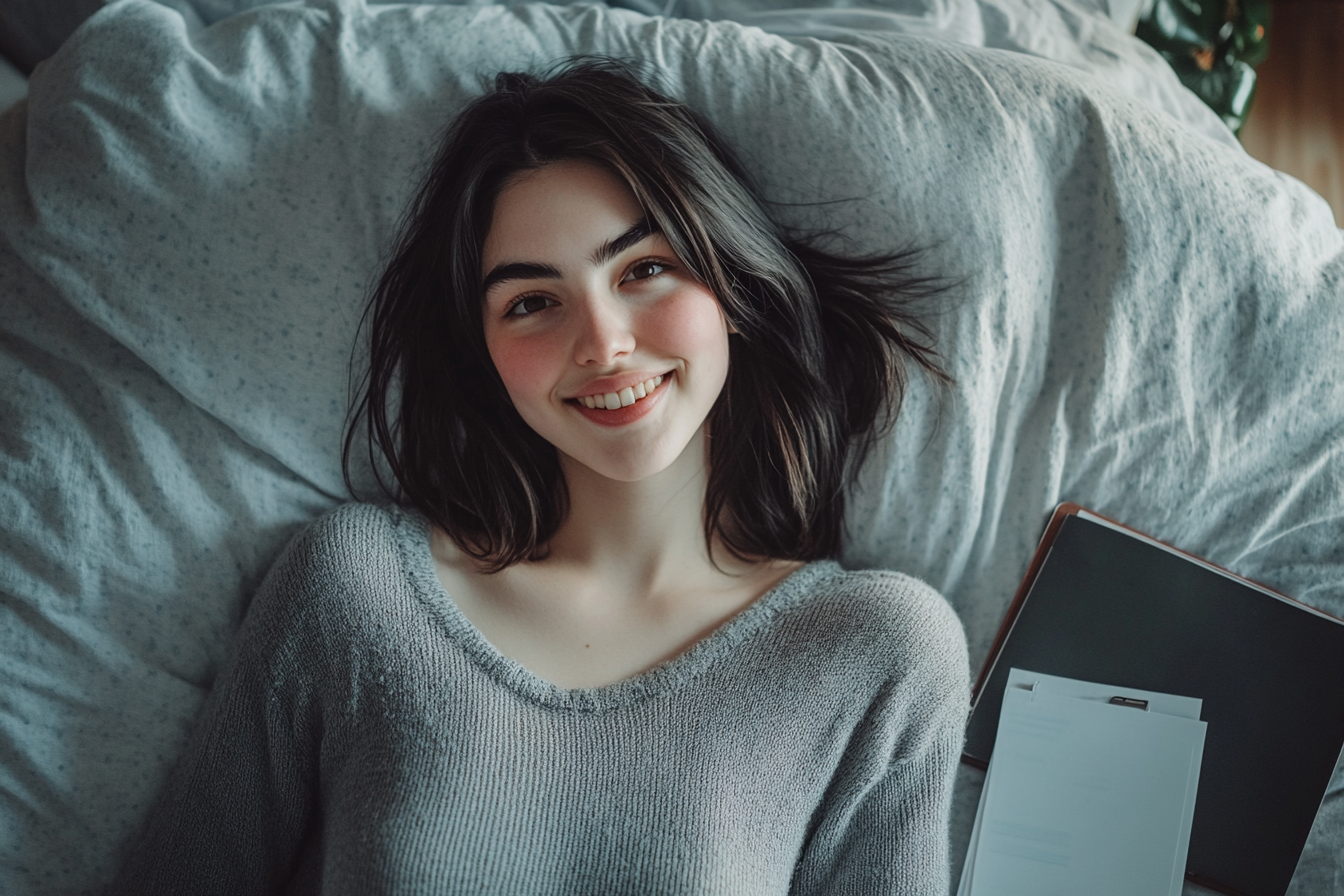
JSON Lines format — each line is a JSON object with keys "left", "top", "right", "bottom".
{"left": 959, "top": 669, "right": 1207, "bottom": 896}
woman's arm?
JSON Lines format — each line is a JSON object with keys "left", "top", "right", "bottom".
{"left": 107, "top": 535, "right": 327, "bottom": 895}
{"left": 790, "top": 578, "right": 970, "bottom": 896}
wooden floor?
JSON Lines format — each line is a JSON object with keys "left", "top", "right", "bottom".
{"left": 1238, "top": 0, "right": 1344, "bottom": 227}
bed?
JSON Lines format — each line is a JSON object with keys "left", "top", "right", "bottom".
{"left": 1, "top": 0, "right": 1341, "bottom": 893}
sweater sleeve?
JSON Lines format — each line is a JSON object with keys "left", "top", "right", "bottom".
{"left": 790, "top": 576, "right": 971, "bottom": 896}
{"left": 107, "top": 530, "right": 328, "bottom": 896}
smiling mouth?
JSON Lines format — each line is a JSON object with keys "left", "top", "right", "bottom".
{"left": 573, "top": 374, "right": 666, "bottom": 410}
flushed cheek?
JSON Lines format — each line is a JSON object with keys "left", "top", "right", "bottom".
{"left": 487, "top": 336, "right": 562, "bottom": 411}
{"left": 643, "top": 289, "right": 730, "bottom": 378}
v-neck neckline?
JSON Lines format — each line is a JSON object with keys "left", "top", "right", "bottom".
{"left": 390, "top": 506, "right": 835, "bottom": 712}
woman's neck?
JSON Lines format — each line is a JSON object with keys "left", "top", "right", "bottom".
{"left": 545, "top": 427, "right": 740, "bottom": 600}
{"left": 429, "top": 426, "right": 804, "bottom": 689}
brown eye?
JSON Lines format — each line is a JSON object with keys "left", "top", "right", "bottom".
{"left": 625, "top": 261, "right": 667, "bottom": 282}
{"left": 506, "top": 295, "right": 555, "bottom": 317}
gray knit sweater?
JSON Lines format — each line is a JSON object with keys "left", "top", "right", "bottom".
{"left": 111, "top": 503, "right": 969, "bottom": 895}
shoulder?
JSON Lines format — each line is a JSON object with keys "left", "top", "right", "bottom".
{"left": 242, "top": 503, "right": 423, "bottom": 645}
{"left": 806, "top": 565, "right": 968, "bottom": 669}
{"left": 794, "top": 564, "right": 970, "bottom": 728}
{"left": 263, "top": 502, "right": 412, "bottom": 592}
{"left": 284, "top": 500, "right": 406, "bottom": 556}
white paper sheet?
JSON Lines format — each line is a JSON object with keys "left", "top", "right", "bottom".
{"left": 960, "top": 670, "right": 1206, "bottom": 896}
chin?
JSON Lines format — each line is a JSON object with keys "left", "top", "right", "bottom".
{"left": 575, "top": 454, "right": 680, "bottom": 484}
{"left": 560, "top": 436, "right": 700, "bottom": 485}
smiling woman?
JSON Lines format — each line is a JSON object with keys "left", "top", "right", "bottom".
{"left": 479, "top": 160, "right": 731, "bottom": 485}
{"left": 108, "top": 59, "right": 972, "bottom": 895}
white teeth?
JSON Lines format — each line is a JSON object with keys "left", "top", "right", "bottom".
{"left": 581, "top": 375, "right": 667, "bottom": 410}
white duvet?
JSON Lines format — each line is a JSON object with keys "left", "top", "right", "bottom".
{"left": 1, "top": 0, "right": 1340, "bottom": 892}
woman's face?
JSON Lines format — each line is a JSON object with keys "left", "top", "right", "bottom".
{"left": 480, "top": 160, "right": 731, "bottom": 483}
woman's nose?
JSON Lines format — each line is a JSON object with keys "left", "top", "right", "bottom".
{"left": 573, "top": 291, "right": 636, "bottom": 365}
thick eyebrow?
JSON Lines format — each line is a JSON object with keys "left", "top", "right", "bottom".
{"left": 591, "top": 218, "right": 656, "bottom": 266}
{"left": 480, "top": 217, "right": 657, "bottom": 297}
{"left": 481, "top": 261, "right": 561, "bottom": 296}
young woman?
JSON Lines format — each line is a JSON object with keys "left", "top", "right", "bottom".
{"left": 111, "top": 60, "right": 969, "bottom": 895}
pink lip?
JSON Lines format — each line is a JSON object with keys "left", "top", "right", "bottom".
{"left": 571, "top": 370, "right": 671, "bottom": 401}
{"left": 569, "top": 373, "right": 670, "bottom": 427}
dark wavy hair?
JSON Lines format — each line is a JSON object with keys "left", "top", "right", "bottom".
{"left": 345, "top": 58, "right": 951, "bottom": 572}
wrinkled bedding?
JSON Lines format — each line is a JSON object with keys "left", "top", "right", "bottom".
{"left": 1, "top": 0, "right": 1341, "bottom": 892}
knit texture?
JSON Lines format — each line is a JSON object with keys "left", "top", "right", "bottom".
{"left": 109, "top": 503, "right": 969, "bottom": 895}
